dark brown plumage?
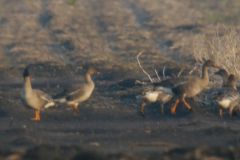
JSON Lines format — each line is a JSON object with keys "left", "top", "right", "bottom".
{"left": 153, "top": 60, "right": 220, "bottom": 114}
{"left": 214, "top": 69, "right": 230, "bottom": 87}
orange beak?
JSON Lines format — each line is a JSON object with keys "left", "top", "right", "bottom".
{"left": 214, "top": 65, "right": 220, "bottom": 68}
{"left": 97, "top": 72, "right": 100, "bottom": 75}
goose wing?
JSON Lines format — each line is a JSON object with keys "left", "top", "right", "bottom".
{"left": 65, "top": 84, "right": 88, "bottom": 101}
{"left": 34, "top": 89, "right": 55, "bottom": 108}
{"left": 53, "top": 84, "right": 84, "bottom": 99}
{"left": 216, "top": 87, "right": 239, "bottom": 101}
{"left": 154, "top": 76, "right": 194, "bottom": 89}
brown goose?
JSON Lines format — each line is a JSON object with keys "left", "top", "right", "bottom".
{"left": 154, "top": 60, "right": 220, "bottom": 114}
{"left": 214, "top": 69, "right": 230, "bottom": 88}
{"left": 20, "top": 68, "right": 56, "bottom": 121}
{"left": 139, "top": 83, "right": 172, "bottom": 116}
{"left": 53, "top": 67, "right": 99, "bottom": 116}
{"left": 215, "top": 74, "right": 240, "bottom": 118}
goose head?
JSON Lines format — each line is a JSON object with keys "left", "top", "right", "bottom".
{"left": 204, "top": 60, "right": 220, "bottom": 68}
{"left": 87, "top": 67, "right": 100, "bottom": 75}
{"left": 23, "top": 68, "right": 30, "bottom": 78}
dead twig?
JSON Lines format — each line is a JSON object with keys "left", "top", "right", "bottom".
{"left": 188, "top": 66, "right": 197, "bottom": 75}
{"left": 163, "top": 66, "right": 166, "bottom": 79}
{"left": 136, "top": 51, "right": 153, "bottom": 83}
{"left": 155, "top": 69, "right": 161, "bottom": 81}
{"left": 178, "top": 67, "right": 185, "bottom": 77}
{"left": 135, "top": 80, "right": 147, "bottom": 85}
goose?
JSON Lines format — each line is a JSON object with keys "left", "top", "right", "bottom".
{"left": 20, "top": 68, "right": 56, "bottom": 121}
{"left": 215, "top": 74, "right": 240, "bottom": 118}
{"left": 153, "top": 60, "right": 220, "bottom": 114}
{"left": 53, "top": 67, "right": 99, "bottom": 116}
{"left": 214, "top": 69, "right": 230, "bottom": 88}
{"left": 138, "top": 82, "right": 172, "bottom": 116}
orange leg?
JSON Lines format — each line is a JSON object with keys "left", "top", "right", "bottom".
{"left": 171, "top": 99, "right": 180, "bottom": 114}
{"left": 219, "top": 109, "right": 223, "bottom": 118}
{"left": 73, "top": 104, "right": 78, "bottom": 116}
{"left": 181, "top": 98, "right": 192, "bottom": 110}
{"left": 141, "top": 102, "right": 146, "bottom": 116}
{"left": 31, "top": 110, "right": 40, "bottom": 121}
{"left": 161, "top": 104, "right": 164, "bottom": 115}
{"left": 66, "top": 103, "right": 79, "bottom": 116}
{"left": 229, "top": 108, "right": 233, "bottom": 118}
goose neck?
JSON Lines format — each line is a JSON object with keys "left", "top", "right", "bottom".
{"left": 202, "top": 65, "right": 209, "bottom": 81}
{"left": 24, "top": 76, "right": 32, "bottom": 92}
{"left": 85, "top": 73, "right": 93, "bottom": 84}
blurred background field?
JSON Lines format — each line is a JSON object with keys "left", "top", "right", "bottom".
{"left": 0, "top": 0, "right": 240, "bottom": 79}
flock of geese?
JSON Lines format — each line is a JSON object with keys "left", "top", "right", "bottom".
{"left": 19, "top": 60, "right": 240, "bottom": 121}
{"left": 20, "top": 67, "right": 99, "bottom": 121}
{"left": 139, "top": 60, "right": 240, "bottom": 118}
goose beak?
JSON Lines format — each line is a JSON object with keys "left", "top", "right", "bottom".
{"left": 214, "top": 65, "right": 220, "bottom": 68}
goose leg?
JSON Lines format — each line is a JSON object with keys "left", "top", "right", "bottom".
{"left": 141, "top": 102, "right": 146, "bottom": 116}
{"left": 73, "top": 104, "right": 79, "bottom": 116}
{"left": 181, "top": 98, "right": 192, "bottom": 110}
{"left": 229, "top": 108, "right": 233, "bottom": 118}
{"left": 66, "top": 103, "right": 79, "bottom": 116}
{"left": 171, "top": 99, "right": 179, "bottom": 114}
{"left": 161, "top": 104, "right": 164, "bottom": 115}
{"left": 31, "top": 110, "right": 40, "bottom": 121}
{"left": 219, "top": 109, "right": 223, "bottom": 118}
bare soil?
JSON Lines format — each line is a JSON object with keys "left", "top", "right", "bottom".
{"left": 1, "top": 68, "right": 240, "bottom": 160}
{"left": 1, "top": 0, "right": 240, "bottom": 159}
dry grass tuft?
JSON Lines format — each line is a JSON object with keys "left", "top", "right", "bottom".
{"left": 193, "top": 25, "right": 240, "bottom": 110}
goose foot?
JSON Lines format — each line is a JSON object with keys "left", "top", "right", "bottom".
{"left": 31, "top": 110, "right": 40, "bottom": 121}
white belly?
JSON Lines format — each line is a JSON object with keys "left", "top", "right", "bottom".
{"left": 143, "top": 91, "right": 159, "bottom": 103}
{"left": 217, "top": 99, "right": 231, "bottom": 109}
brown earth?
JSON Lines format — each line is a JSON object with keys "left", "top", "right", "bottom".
{"left": 1, "top": 0, "right": 240, "bottom": 159}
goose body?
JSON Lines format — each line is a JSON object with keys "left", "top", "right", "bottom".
{"left": 214, "top": 73, "right": 240, "bottom": 117}
{"left": 53, "top": 67, "right": 99, "bottom": 116}
{"left": 216, "top": 88, "right": 239, "bottom": 109}
{"left": 156, "top": 76, "right": 210, "bottom": 98}
{"left": 153, "top": 60, "right": 220, "bottom": 114}
{"left": 139, "top": 83, "right": 172, "bottom": 116}
{"left": 20, "top": 88, "right": 55, "bottom": 110}
{"left": 20, "top": 68, "right": 56, "bottom": 121}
